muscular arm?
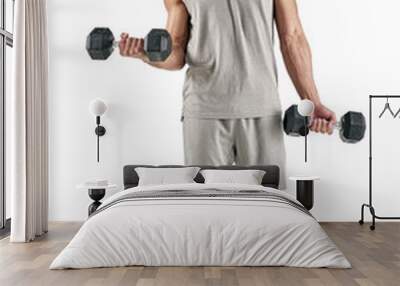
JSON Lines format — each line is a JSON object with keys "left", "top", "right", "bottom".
{"left": 119, "top": 0, "right": 189, "bottom": 70}
{"left": 275, "top": 0, "right": 336, "bottom": 133}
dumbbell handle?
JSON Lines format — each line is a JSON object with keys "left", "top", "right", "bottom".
{"left": 304, "top": 117, "right": 342, "bottom": 131}
{"left": 109, "top": 40, "right": 138, "bottom": 48}
{"left": 315, "top": 119, "right": 341, "bottom": 128}
{"left": 110, "top": 36, "right": 168, "bottom": 59}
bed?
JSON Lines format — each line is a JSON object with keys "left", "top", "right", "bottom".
{"left": 50, "top": 165, "right": 350, "bottom": 269}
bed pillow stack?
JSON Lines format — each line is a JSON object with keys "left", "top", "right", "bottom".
{"left": 135, "top": 167, "right": 200, "bottom": 186}
{"left": 135, "top": 167, "right": 266, "bottom": 186}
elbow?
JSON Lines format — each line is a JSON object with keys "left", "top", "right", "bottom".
{"left": 163, "top": 60, "right": 185, "bottom": 71}
{"left": 170, "top": 59, "right": 186, "bottom": 71}
{"left": 175, "top": 60, "right": 186, "bottom": 70}
{"left": 169, "top": 41, "right": 187, "bottom": 70}
{"left": 164, "top": 48, "right": 186, "bottom": 70}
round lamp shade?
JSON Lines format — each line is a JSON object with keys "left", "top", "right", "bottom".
{"left": 298, "top": 99, "right": 315, "bottom": 117}
{"left": 89, "top": 99, "right": 107, "bottom": 116}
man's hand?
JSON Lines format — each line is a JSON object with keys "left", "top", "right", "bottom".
{"left": 118, "top": 33, "right": 147, "bottom": 61}
{"left": 310, "top": 103, "right": 337, "bottom": 135}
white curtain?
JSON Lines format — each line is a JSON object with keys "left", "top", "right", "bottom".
{"left": 9, "top": 0, "right": 49, "bottom": 242}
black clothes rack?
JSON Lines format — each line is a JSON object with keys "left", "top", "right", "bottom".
{"left": 359, "top": 95, "right": 400, "bottom": 230}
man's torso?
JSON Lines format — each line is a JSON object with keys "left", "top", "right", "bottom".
{"left": 182, "top": 0, "right": 281, "bottom": 119}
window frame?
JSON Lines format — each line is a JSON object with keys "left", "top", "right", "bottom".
{"left": 0, "top": 0, "right": 13, "bottom": 233}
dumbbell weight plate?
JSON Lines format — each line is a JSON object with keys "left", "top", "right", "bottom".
{"left": 86, "top": 27, "right": 115, "bottom": 60}
{"left": 340, "top": 112, "right": 366, "bottom": 143}
{"left": 144, "top": 29, "right": 172, "bottom": 62}
{"left": 283, "top": 105, "right": 311, "bottom": 137}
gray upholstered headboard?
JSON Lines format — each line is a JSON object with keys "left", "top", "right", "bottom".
{"left": 123, "top": 165, "right": 280, "bottom": 190}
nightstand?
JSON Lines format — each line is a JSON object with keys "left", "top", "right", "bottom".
{"left": 77, "top": 183, "right": 117, "bottom": 216}
{"left": 289, "top": 176, "right": 320, "bottom": 211}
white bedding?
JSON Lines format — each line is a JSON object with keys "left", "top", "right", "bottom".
{"left": 50, "top": 183, "right": 351, "bottom": 269}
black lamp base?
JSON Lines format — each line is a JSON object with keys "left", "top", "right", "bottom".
{"left": 296, "top": 180, "right": 314, "bottom": 211}
{"left": 88, "top": 189, "right": 106, "bottom": 216}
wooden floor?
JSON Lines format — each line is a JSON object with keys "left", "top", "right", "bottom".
{"left": 0, "top": 222, "right": 399, "bottom": 286}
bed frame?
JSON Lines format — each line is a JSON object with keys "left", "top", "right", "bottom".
{"left": 123, "top": 165, "right": 280, "bottom": 190}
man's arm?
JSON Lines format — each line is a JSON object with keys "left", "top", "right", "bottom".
{"left": 275, "top": 0, "right": 336, "bottom": 134}
{"left": 119, "top": 0, "right": 189, "bottom": 71}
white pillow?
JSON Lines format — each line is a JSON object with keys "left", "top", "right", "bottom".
{"left": 200, "top": 169, "right": 266, "bottom": 185}
{"left": 135, "top": 167, "right": 201, "bottom": 186}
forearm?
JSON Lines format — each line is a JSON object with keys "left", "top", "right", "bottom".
{"left": 276, "top": 0, "right": 336, "bottom": 133}
{"left": 275, "top": 0, "right": 322, "bottom": 106}
{"left": 280, "top": 31, "right": 321, "bottom": 105}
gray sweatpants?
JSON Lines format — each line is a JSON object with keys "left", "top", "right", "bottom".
{"left": 183, "top": 116, "right": 287, "bottom": 189}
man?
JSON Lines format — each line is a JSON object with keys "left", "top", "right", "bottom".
{"left": 118, "top": 0, "right": 336, "bottom": 188}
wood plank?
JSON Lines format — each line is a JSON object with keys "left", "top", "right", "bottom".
{"left": 0, "top": 222, "right": 399, "bottom": 286}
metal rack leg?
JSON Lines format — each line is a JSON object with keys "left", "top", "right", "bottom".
{"left": 359, "top": 204, "right": 366, "bottom": 225}
{"left": 359, "top": 202, "right": 400, "bottom": 231}
{"left": 370, "top": 206, "right": 376, "bottom": 231}
{"left": 359, "top": 204, "right": 376, "bottom": 231}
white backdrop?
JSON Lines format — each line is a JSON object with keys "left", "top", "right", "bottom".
{"left": 48, "top": 0, "right": 400, "bottom": 221}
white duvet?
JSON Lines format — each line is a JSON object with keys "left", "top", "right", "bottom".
{"left": 50, "top": 183, "right": 351, "bottom": 269}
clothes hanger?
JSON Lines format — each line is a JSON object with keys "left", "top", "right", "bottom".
{"left": 379, "top": 97, "right": 396, "bottom": 118}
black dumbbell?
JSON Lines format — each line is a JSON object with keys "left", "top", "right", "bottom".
{"left": 283, "top": 101, "right": 366, "bottom": 143}
{"left": 86, "top": 27, "right": 172, "bottom": 62}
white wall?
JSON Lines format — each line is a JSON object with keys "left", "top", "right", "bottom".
{"left": 48, "top": 0, "right": 400, "bottom": 221}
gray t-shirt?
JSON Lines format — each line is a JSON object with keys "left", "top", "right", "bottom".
{"left": 182, "top": 0, "right": 282, "bottom": 119}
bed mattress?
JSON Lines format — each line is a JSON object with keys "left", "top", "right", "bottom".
{"left": 50, "top": 183, "right": 350, "bottom": 269}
